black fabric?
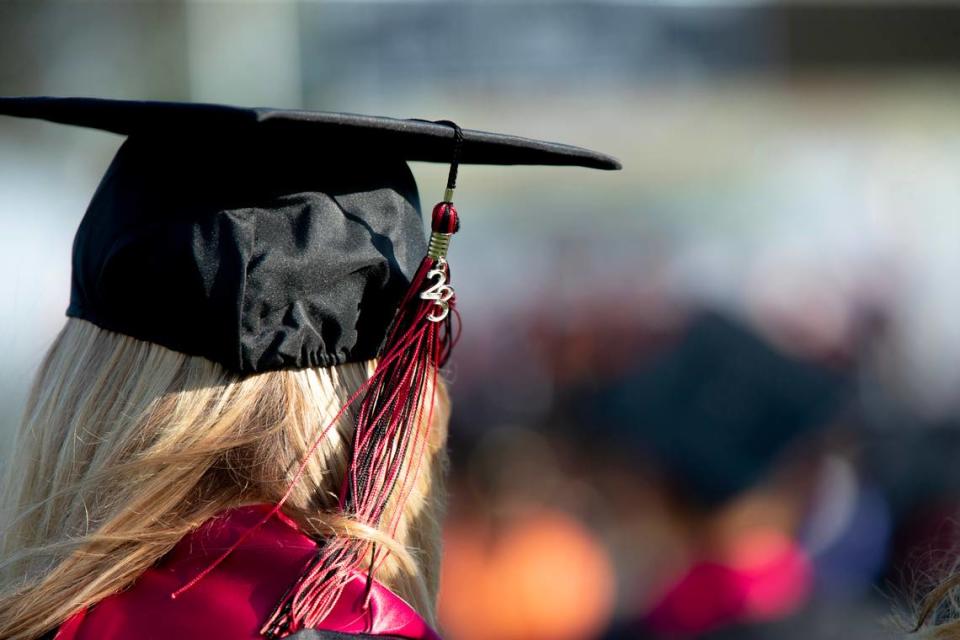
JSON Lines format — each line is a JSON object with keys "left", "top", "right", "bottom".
{"left": 65, "top": 133, "right": 425, "bottom": 373}
{"left": 0, "top": 96, "right": 622, "bottom": 170}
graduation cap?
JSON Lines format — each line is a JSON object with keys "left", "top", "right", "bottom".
{"left": 593, "top": 312, "right": 850, "bottom": 508}
{"left": 0, "top": 96, "right": 619, "bottom": 636}
{"left": 0, "top": 96, "right": 619, "bottom": 374}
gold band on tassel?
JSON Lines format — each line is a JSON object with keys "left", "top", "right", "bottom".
{"left": 443, "top": 187, "right": 455, "bottom": 204}
{"left": 427, "top": 232, "right": 452, "bottom": 260}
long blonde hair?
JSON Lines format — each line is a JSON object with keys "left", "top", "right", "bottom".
{"left": 0, "top": 318, "right": 449, "bottom": 640}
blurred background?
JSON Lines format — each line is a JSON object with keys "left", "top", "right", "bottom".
{"left": 2, "top": 1, "right": 960, "bottom": 639}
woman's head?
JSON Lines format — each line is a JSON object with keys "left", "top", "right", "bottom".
{"left": 0, "top": 317, "right": 450, "bottom": 640}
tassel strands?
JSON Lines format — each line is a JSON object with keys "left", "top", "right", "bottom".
{"left": 261, "top": 200, "right": 460, "bottom": 638}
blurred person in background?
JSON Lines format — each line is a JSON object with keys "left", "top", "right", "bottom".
{"left": 586, "top": 311, "right": 853, "bottom": 638}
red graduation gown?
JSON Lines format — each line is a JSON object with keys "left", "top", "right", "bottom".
{"left": 54, "top": 505, "right": 442, "bottom": 640}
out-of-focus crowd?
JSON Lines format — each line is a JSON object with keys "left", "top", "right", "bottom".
{"left": 438, "top": 256, "right": 956, "bottom": 640}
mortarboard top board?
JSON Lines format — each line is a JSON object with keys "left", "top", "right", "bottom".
{"left": 0, "top": 96, "right": 620, "bottom": 375}
{"left": 0, "top": 96, "right": 621, "bottom": 169}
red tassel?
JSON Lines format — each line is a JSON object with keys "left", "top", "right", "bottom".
{"left": 259, "top": 202, "right": 460, "bottom": 638}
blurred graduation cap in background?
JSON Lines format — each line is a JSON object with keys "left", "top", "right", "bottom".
{"left": 592, "top": 311, "right": 850, "bottom": 508}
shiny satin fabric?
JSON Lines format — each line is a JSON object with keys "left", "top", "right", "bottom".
{"left": 54, "top": 505, "right": 441, "bottom": 640}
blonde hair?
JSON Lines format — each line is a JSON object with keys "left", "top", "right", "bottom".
{"left": 0, "top": 318, "right": 449, "bottom": 640}
{"left": 912, "top": 572, "right": 960, "bottom": 639}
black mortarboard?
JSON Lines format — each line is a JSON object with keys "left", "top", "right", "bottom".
{"left": 0, "top": 96, "right": 620, "bottom": 374}
{"left": 595, "top": 312, "right": 849, "bottom": 507}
